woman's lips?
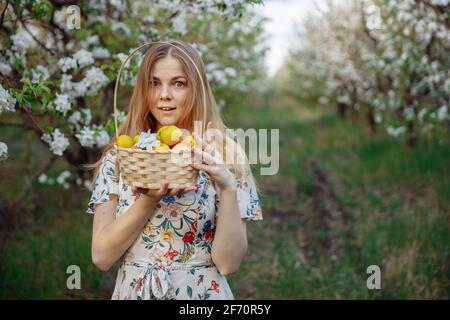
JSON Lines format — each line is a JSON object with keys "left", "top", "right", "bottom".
{"left": 158, "top": 107, "right": 176, "bottom": 111}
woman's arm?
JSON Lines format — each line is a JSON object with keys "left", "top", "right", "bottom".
{"left": 211, "top": 185, "right": 248, "bottom": 276}
{"left": 91, "top": 195, "right": 159, "bottom": 271}
{"left": 91, "top": 182, "right": 195, "bottom": 271}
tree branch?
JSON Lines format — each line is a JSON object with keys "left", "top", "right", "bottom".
{"left": 0, "top": 0, "right": 9, "bottom": 27}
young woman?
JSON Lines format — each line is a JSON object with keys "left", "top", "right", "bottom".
{"left": 86, "top": 40, "right": 262, "bottom": 300}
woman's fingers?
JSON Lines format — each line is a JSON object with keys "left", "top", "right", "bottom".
{"left": 193, "top": 132, "right": 205, "bottom": 150}
{"left": 168, "top": 184, "right": 197, "bottom": 197}
{"left": 159, "top": 182, "right": 170, "bottom": 195}
{"left": 206, "top": 121, "right": 225, "bottom": 145}
{"left": 192, "top": 146, "right": 222, "bottom": 165}
{"left": 190, "top": 161, "right": 210, "bottom": 173}
{"left": 170, "top": 186, "right": 183, "bottom": 196}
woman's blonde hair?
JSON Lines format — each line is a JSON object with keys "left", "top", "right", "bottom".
{"left": 85, "top": 40, "right": 257, "bottom": 190}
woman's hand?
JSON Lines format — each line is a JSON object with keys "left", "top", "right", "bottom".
{"left": 131, "top": 182, "right": 197, "bottom": 202}
{"left": 190, "top": 121, "right": 237, "bottom": 191}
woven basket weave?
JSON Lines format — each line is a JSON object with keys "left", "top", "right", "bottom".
{"left": 113, "top": 41, "right": 204, "bottom": 189}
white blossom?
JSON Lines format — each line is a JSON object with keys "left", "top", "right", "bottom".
{"left": 32, "top": 65, "right": 50, "bottom": 83}
{"left": 84, "top": 180, "right": 93, "bottom": 192}
{"left": 143, "top": 15, "right": 154, "bottom": 24}
{"left": 418, "top": 109, "right": 427, "bottom": 123}
{"left": 218, "top": 99, "right": 226, "bottom": 109}
{"left": 110, "top": 0, "right": 127, "bottom": 10}
{"left": 172, "top": 16, "right": 187, "bottom": 35}
{"left": 95, "top": 129, "right": 110, "bottom": 148}
{"left": 318, "top": 97, "right": 329, "bottom": 105}
{"left": 404, "top": 107, "right": 415, "bottom": 121}
{"left": 11, "top": 30, "right": 34, "bottom": 53}
{"left": 116, "top": 53, "right": 129, "bottom": 66}
{"left": 190, "top": 42, "right": 205, "bottom": 57}
{"left": 116, "top": 110, "right": 126, "bottom": 126}
{"left": 68, "top": 111, "right": 82, "bottom": 126}
{"left": 81, "top": 108, "right": 92, "bottom": 125}
{"left": 82, "top": 35, "right": 99, "bottom": 47}
{"left": 38, "top": 173, "right": 47, "bottom": 184}
{"left": 60, "top": 74, "right": 74, "bottom": 93}
{"left": 56, "top": 170, "right": 71, "bottom": 189}
{"left": 75, "top": 126, "right": 96, "bottom": 148}
{"left": 374, "top": 113, "right": 383, "bottom": 123}
{"left": 0, "top": 84, "right": 16, "bottom": 114}
{"left": 387, "top": 125, "right": 406, "bottom": 138}
{"left": 111, "top": 22, "right": 131, "bottom": 36}
{"left": 437, "top": 105, "right": 448, "bottom": 121}
{"left": 0, "top": 141, "right": 8, "bottom": 161}
{"left": 209, "top": 69, "right": 228, "bottom": 85}
{"left": 54, "top": 93, "right": 71, "bottom": 115}
{"left": 136, "top": 130, "right": 160, "bottom": 151}
{"left": 73, "top": 49, "right": 94, "bottom": 68}
{"left": 430, "top": 0, "right": 450, "bottom": 6}
{"left": 92, "top": 47, "right": 111, "bottom": 59}
{"left": 41, "top": 128, "right": 70, "bottom": 156}
{"left": 0, "top": 62, "right": 12, "bottom": 75}
{"left": 224, "top": 67, "right": 237, "bottom": 78}
{"left": 73, "top": 81, "right": 88, "bottom": 97}
{"left": 58, "top": 57, "right": 77, "bottom": 73}
{"left": 82, "top": 67, "right": 109, "bottom": 96}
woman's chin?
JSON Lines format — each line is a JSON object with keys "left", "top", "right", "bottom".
{"left": 156, "top": 117, "right": 179, "bottom": 127}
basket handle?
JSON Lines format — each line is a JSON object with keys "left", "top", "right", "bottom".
{"left": 113, "top": 41, "right": 208, "bottom": 142}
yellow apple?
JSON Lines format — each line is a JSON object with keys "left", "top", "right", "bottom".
{"left": 152, "top": 143, "right": 171, "bottom": 151}
{"left": 117, "top": 135, "right": 134, "bottom": 148}
{"left": 156, "top": 125, "right": 184, "bottom": 147}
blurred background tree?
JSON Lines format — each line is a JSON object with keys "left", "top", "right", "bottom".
{"left": 279, "top": 0, "right": 449, "bottom": 146}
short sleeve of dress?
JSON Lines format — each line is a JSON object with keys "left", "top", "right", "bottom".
{"left": 86, "top": 151, "right": 119, "bottom": 214}
{"left": 215, "top": 168, "right": 263, "bottom": 221}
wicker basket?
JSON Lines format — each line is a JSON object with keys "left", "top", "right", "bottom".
{"left": 113, "top": 41, "right": 205, "bottom": 189}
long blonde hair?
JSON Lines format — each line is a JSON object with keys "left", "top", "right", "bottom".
{"left": 85, "top": 40, "right": 257, "bottom": 190}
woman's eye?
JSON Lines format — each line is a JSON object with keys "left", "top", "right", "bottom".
{"left": 175, "top": 81, "right": 185, "bottom": 88}
{"left": 151, "top": 81, "right": 159, "bottom": 86}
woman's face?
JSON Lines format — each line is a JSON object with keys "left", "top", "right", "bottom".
{"left": 148, "top": 56, "right": 189, "bottom": 131}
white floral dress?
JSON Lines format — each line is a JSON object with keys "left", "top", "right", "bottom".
{"left": 86, "top": 151, "right": 263, "bottom": 300}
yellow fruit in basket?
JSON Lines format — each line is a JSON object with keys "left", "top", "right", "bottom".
{"left": 133, "top": 134, "right": 140, "bottom": 144}
{"left": 117, "top": 135, "right": 134, "bottom": 148}
{"left": 172, "top": 135, "right": 196, "bottom": 151}
{"left": 153, "top": 143, "right": 170, "bottom": 151}
{"left": 156, "top": 125, "right": 184, "bottom": 147}
{"left": 172, "top": 141, "right": 188, "bottom": 151}
{"left": 184, "top": 135, "right": 196, "bottom": 148}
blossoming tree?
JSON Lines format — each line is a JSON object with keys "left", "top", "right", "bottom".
{"left": 0, "top": 0, "right": 267, "bottom": 201}
{"left": 281, "top": 0, "right": 449, "bottom": 146}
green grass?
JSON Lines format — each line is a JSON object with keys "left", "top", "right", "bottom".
{"left": 0, "top": 192, "right": 117, "bottom": 299}
{"left": 1, "top": 95, "right": 449, "bottom": 299}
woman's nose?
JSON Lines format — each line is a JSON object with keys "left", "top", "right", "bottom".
{"left": 160, "top": 85, "right": 172, "bottom": 100}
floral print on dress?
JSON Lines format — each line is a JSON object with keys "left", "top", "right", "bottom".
{"left": 86, "top": 150, "right": 263, "bottom": 300}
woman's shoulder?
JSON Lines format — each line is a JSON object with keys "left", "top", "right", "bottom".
{"left": 98, "top": 149, "right": 117, "bottom": 166}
